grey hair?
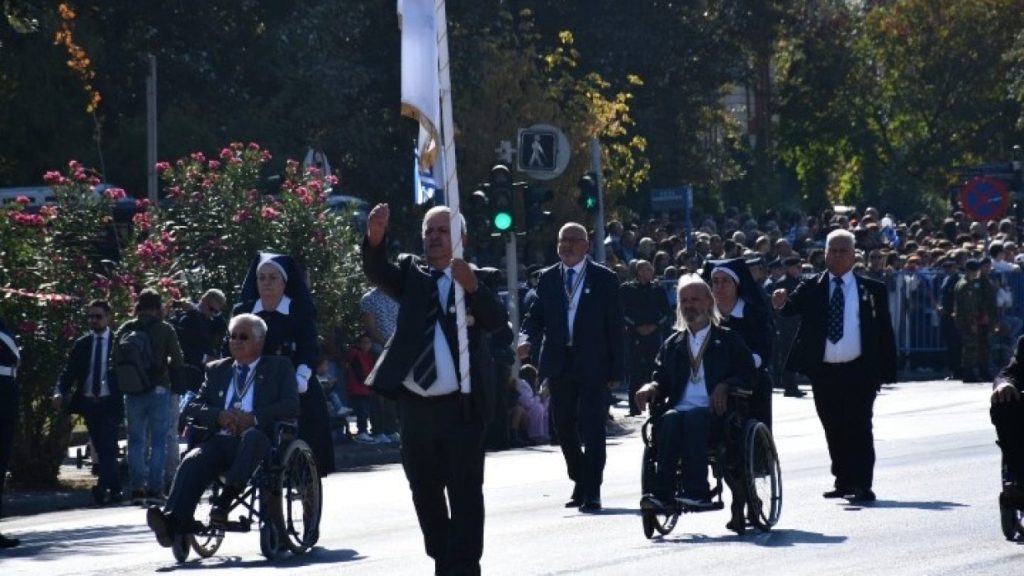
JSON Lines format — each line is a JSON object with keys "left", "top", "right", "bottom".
{"left": 673, "top": 273, "right": 722, "bottom": 332}
{"left": 229, "top": 313, "right": 267, "bottom": 341}
{"left": 422, "top": 205, "right": 467, "bottom": 236}
{"left": 825, "top": 228, "right": 856, "bottom": 250}
{"left": 558, "top": 222, "right": 588, "bottom": 241}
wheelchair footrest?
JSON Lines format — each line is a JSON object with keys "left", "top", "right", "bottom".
{"left": 680, "top": 500, "right": 725, "bottom": 514}
{"left": 211, "top": 517, "right": 252, "bottom": 533}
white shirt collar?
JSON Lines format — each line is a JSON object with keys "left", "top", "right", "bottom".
{"left": 233, "top": 357, "right": 261, "bottom": 372}
{"left": 829, "top": 270, "right": 854, "bottom": 286}
{"left": 729, "top": 298, "right": 746, "bottom": 319}
{"left": 687, "top": 324, "right": 711, "bottom": 342}
{"left": 562, "top": 258, "right": 586, "bottom": 275}
{"left": 253, "top": 295, "right": 291, "bottom": 315}
{"left": 93, "top": 327, "right": 112, "bottom": 340}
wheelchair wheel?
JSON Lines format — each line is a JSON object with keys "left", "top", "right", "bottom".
{"left": 640, "top": 442, "right": 679, "bottom": 538}
{"left": 189, "top": 487, "right": 225, "bottom": 558}
{"left": 171, "top": 534, "right": 190, "bottom": 563}
{"left": 744, "top": 420, "right": 782, "bottom": 531}
{"left": 273, "top": 439, "right": 322, "bottom": 554}
{"left": 260, "top": 520, "right": 282, "bottom": 560}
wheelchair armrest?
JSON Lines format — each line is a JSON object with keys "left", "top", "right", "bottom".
{"left": 272, "top": 420, "right": 299, "bottom": 446}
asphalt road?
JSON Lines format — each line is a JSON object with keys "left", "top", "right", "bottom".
{"left": 2, "top": 379, "right": 1021, "bottom": 575}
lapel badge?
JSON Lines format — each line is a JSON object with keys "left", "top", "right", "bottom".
{"left": 449, "top": 305, "right": 456, "bottom": 314}
{"left": 466, "top": 315, "right": 476, "bottom": 327}
{"left": 584, "top": 287, "right": 591, "bottom": 295}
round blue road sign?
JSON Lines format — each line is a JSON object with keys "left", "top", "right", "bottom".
{"left": 960, "top": 176, "right": 1009, "bottom": 221}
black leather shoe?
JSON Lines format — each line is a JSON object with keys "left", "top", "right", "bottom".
{"left": 0, "top": 533, "right": 20, "bottom": 548}
{"left": 846, "top": 488, "right": 876, "bottom": 502}
{"left": 822, "top": 488, "right": 849, "bottom": 498}
{"left": 579, "top": 498, "right": 602, "bottom": 512}
{"left": 146, "top": 507, "right": 174, "bottom": 548}
{"left": 783, "top": 389, "right": 806, "bottom": 398}
{"left": 726, "top": 516, "right": 747, "bottom": 535}
{"left": 564, "top": 486, "right": 583, "bottom": 508}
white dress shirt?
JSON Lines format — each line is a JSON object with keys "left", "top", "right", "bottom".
{"left": 563, "top": 260, "right": 587, "bottom": 345}
{"left": 824, "top": 271, "right": 862, "bottom": 363}
{"left": 224, "top": 358, "right": 261, "bottom": 412}
{"left": 676, "top": 325, "right": 712, "bottom": 412}
{"left": 404, "top": 267, "right": 460, "bottom": 397}
{"left": 85, "top": 328, "right": 112, "bottom": 398}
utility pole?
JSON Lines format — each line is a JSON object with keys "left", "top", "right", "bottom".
{"left": 146, "top": 54, "right": 158, "bottom": 203}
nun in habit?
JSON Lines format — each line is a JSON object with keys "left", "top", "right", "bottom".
{"left": 234, "top": 253, "right": 336, "bottom": 476}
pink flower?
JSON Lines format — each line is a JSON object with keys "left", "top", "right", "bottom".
{"left": 135, "top": 198, "right": 151, "bottom": 209}
{"left": 103, "top": 187, "right": 127, "bottom": 201}
{"left": 169, "top": 286, "right": 182, "bottom": 300}
{"left": 68, "top": 160, "right": 82, "bottom": 171}
{"left": 61, "top": 323, "right": 78, "bottom": 340}
{"left": 43, "top": 170, "right": 65, "bottom": 185}
{"left": 14, "top": 195, "right": 30, "bottom": 206}
{"left": 261, "top": 150, "right": 272, "bottom": 162}
{"left": 261, "top": 206, "right": 280, "bottom": 220}
{"left": 207, "top": 160, "right": 221, "bottom": 170}
{"left": 88, "top": 176, "right": 101, "bottom": 186}
{"left": 132, "top": 212, "right": 152, "bottom": 232}
{"left": 220, "top": 148, "right": 234, "bottom": 161}
{"left": 232, "top": 209, "right": 251, "bottom": 223}
{"left": 248, "top": 142, "right": 260, "bottom": 151}
{"left": 159, "top": 277, "right": 176, "bottom": 288}
{"left": 155, "top": 161, "right": 171, "bottom": 174}
{"left": 228, "top": 157, "right": 242, "bottom": 166}
{"left": 190, "top": 152, "right": 207, "bottom": 163}
{"left": 39, "top": 205, "right": 58, "bottom": 220}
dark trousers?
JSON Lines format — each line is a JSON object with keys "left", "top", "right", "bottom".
{"left": 627, "top": 334, "right": 661, "bottom": 415}
{"left": 940, "top": 316, "right": 962, "bottom": 376}
{"left": 753, "top": 369, "right": 774, "bottom": 430}
{"left": 351, "top": 395, "right": 373, "bottom": 434}
{"left": 0, "top": 377, "right": 16, "bottom": 519}
{"left": 398, "top": 391, "right": 485, "bottom": 576}
{"left": 81, "top": 397, "right": 122, "bottom": 493}
{"left": 773, "top": 317, "right": 801, "bottom": 392}
{"left": 299, "top": 378, "right": 336, "bottom": 476}
{"left": 992, "top": 399, "right": 1024, "bottom": 484}
{"left": 550, "top": 372, "right": 607, "bottom": 501}
{"left": 165, "top": 428, "right": 270, "bottom": 523}
{"left": 653, "top": 407, "right": 714, "bottom": 498}
{"left": 813, "top": 360, "right": 877, "bottom": 491}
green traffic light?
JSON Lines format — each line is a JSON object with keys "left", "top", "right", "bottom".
{"left": 494, "top": 211, "right": 513, "bottom": 231}
{"left": 585, "top": 196, "right": 597, "bottom": 210}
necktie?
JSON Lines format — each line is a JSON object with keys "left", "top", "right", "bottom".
{"left": 411, "top": 269, "right": 443, "bottom": 388}
{"left": 91, "top": 334, "right": 104, "bottom": 397}
{"left": 235, "top": 364, "right": 250, "bottom": 406}
{"left": 828, "top": 277, "right": 844, "bottom": 343}
{"left": 565, "top": 267, "right": 576, "bottom": 294}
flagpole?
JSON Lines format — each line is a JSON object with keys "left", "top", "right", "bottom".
{"left": 435, "top": 0, "right": 471, "bottom": 395}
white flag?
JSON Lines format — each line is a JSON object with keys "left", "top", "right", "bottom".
{"left": 398, "top": 0, "right": 439, "bottom": 172}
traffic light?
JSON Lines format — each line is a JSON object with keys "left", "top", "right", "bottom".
{"left": 488, "top": 164, "right": 514, "bottom": 232}
{"left": 524, "top": 187, "right": 553, "bottom": 230}
{"left": 577, "top": 172, "right": 599, "bottom": 212}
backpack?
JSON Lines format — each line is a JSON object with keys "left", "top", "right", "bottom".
{"left": 114, "top": 324, "right": 156, "bottom": 394}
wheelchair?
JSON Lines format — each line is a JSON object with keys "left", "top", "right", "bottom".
{"left": 169, "top": 421, "right": 323, "bottom": 562}
{"left": 999, "top": 458, "right": 1024, "bottom": 542}
{"left": 639, "top": 394, "right": 782, "bottom": 539}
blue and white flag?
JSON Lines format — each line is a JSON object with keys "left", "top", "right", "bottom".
{"left": 414, "top": 142, "right": 439, "bottom": 205}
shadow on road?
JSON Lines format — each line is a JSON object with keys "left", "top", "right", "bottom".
{"left": 649, "top": 528, "right": 847, "bottom": 547}
{"left": 0, "top": 523, "right": 154, "bottom": 559}
{"left": 840, "top": 499, "right": 967, "bottom": 511}
{"left": 154, "top": 546, "right": 362, "bottom": 571}
{"left": 564, "top": 507, "right": 639, "bottom": 518}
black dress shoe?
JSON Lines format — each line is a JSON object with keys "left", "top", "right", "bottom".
{"left": 725, "top": 516, "right": 747, "bottom": 535}
{"left": 146, "top": 507, "right": 174, "bottom": 548}
{"left": 846, "top": 488, "right": 876, "bottom": 502}
{"left": 822, "top": 488, "right": 849, "bottom": 499}
{"left": 783, "top": 389, "right": 806, "bottom": 398}
{"left": 579, "top": 498, "right": 602, "bottom": 512}
{"left": 0, "top": 533, "right": 20, "bottom": 548}
{"left": 564, "top": 486, "right": 584, "bottom": 508}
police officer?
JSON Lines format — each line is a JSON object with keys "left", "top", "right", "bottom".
{"left": 955, "top": 259, "right": 997, "bottom": 382}
{"left": 621, "top": 260, "right": 672, "bottom": 415}
{"left": 0, "top": 317, "right": 21, "bottom": 548}
{"left": 938, "top": 258, "right": 962, "bottom": 380}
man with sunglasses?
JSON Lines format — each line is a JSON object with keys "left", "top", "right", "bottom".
{"left": 172, "top": 289, "right": 228, "bottom": 370}
{"left": 53, "top": 300, "right": 125, "bottom": 506}
{"left": 146, "top": 313, "right": 298, "bottom": 546}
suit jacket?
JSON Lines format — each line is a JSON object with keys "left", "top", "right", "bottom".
{"left": 996, "top": 335, "right": 1024, "bottom": 390}
{"left": 361, "top": 237, "right": 509, "bottom": 423}
{"left": 778, "top": 271, "right": 898, "bottom": 386}
{"left": 520, "top": 259, "right": 625, "bottom": 386}
{"left": 650, "top": 326, "right": 756, "bottom": 408}
{"left": 185, "top": 356, "right": 299, "bottom": 437}
{"left": 57, "top": 331, "right": 123, "bottom": 417}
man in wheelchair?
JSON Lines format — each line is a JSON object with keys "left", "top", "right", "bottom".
{"left": 146, "top": 313, "right": 299, "bottom": 547}
{"left": 635, "top": 275, "right": 756, "bottom": 527}
{"left": 993, "top": 335, "right": 1024, "bottom": 509}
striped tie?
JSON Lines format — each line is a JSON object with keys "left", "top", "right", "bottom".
{"left": 411, "top": 270, "right": 444, "bottom": 388}
{"left": 827, "top": 277, "right": 844, "bottom": 343}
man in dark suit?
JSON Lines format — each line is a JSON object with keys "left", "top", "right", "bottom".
{"left": 635, "top": 274, "right": 756, "bottom": 533}
{"left": 53, "top": 300, "right": 124, "bottom": 506}
{"left": 992, "top": 336, "right": 1024, "bottom": 506}
{"left": 145, "top": 313, "right": 298, "bottom": 547}
{"left": 0, "top": 317, "right": 21, "bottom": 548}
{"left": 518, "top": 222, "right": 625, "bottom": 512}
{"left": 362, "top": 203, "right": 508, "bottom": 576}
{"left": 772, "top": 229, "right": 897, "bottom": 502}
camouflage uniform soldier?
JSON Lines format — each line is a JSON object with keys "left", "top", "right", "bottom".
{"left": 955, "top": 259, "right": 997, "bottom": 382}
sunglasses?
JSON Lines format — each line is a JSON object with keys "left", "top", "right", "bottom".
{"left": 88, "top": 313, "right": 105, "bottom": 320}
{"left": 229, "top": 333, "right": 251, "bottom": 341}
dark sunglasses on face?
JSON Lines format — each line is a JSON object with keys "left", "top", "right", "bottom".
{"left": 229, "top": 333, "right": 250, "bottom": 341}
{"left": 88, "top": 313, "right": 105, "bottom": 320}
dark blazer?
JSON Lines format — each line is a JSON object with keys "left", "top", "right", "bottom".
{"left": 778, "top": 271, "right": 898, "bottom": 386}
{"left": 650, "top": 326, "right": 756, "bottom": 408}
{"left": 361, "top": 237, "right": 509, "bottom": 423}
{"left": 520, "top": 259, "right": 625, "bottom": 386}
{"left": 996, "top": 335, "right": 1024, "bottom": 390}
{"left": 56, "top": 331, "right": 123, "bottom": 417}
{"left": 185, "top": 356, "right": 299, "bottom": 437}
